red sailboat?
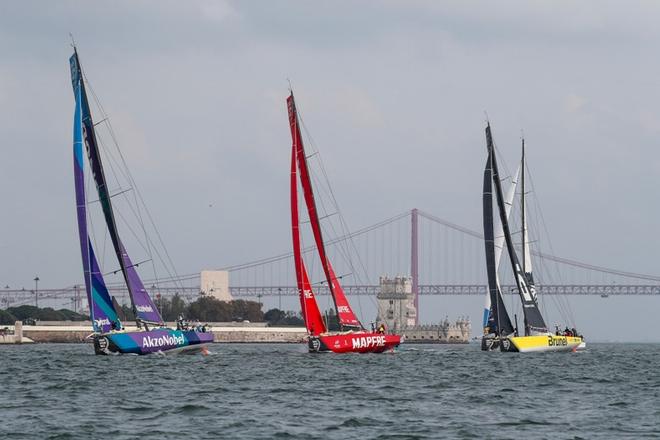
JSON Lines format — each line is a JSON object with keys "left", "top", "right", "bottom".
{"left": 287, "top": 92, "right": 402, "bottom": 353}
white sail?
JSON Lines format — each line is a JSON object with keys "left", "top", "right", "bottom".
{"left": 523, "top": 203, "right": 533, "bottom": 276}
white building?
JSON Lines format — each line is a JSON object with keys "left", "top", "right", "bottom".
{"left": 200, "top": 270, "right": 232, "bottom": 301}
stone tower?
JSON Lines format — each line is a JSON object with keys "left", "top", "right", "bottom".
{"left": 376, "top": 276, "right": 417, "bottom": 332}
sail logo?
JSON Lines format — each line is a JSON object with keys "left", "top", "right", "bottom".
{"left": 143, "top": 333, "right": 185, "bottom": 348}
{"left": 515, "top": 268, "right": 533, "bottom": 302}
{"left": 135, "top": 305, "right": 154, "bottom": 313}
{"left": 337, "top": 306, "right": 350, "bottom": 313}
{"left": 548, "top": 336, "right": 567, "bottom": 347}
{"left": 351, "top": 335, "right": 386, "bottom": 349}
{"left": 94, "top": 318, "right": 110, "bottom": 328}
{"left": 529, "top": 285, "right": 538, "bottom": 301}
{"left": 303, "top": 289, "right": 313, "bottom": 299}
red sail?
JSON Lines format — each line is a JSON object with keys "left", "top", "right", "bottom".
{"left": 291, "top": 137, "right": 326, "bottom": 335}
{"left": 287, "top": 93, "right": 362, "bottom": 329}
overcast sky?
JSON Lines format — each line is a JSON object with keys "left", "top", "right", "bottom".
{"left": 2, "top": 1, "right": 660, "bottom": 339}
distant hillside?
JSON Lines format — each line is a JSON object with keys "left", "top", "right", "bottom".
{"left": 0, "top": 309, "right": 16, "bottom": 325}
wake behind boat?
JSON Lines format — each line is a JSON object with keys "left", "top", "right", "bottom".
{"left": 70, "top": 47, "right": 212, "bottom": 355}
{"left": 481, "top": 123, "right": 585, "bottom": 353}
{"left": 287, "top": 92, "right": 401, "bottom": 354}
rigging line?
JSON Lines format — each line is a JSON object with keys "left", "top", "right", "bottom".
{"left": 102, "top": 210, "right": 411, "bottom": 286}
{"left": 525, "top": 161, "right": 575, "bottom": 326}
{"left": 101, "top": 126, "right": 162, "bottom": 291}
{"left": 86, "top": 79, "right": 183, "bottom": 293}
{"left": 93, "top": 117, "right": 108, "bottom": 127}
{"left": 297, "top": 111, "right": 372, "bottom": 287}
{"left": 103, "top": 259, "right": 152, "bottom": 276}
{"left": 536, "top": 188, "right": 576, "bottom": 327}
{"left": 86, "top": 187, "right": 133, "bottom": 205}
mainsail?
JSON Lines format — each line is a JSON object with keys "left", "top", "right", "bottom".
{"left": 72, "top": 78, "right": 120, "bottom": 333}
{"left": 486, "top": 125, "right": 547, "bottom": 334}
{"left": 70, "top": 50, "right": 163, "bottom": 326}
{"left": 287, "top": 93, "right": 362, "bottom": 330}
{"left": 482, "top": 150, "right": 514, "bottom": 336}
{"left": 482, "top": 164, "right": 519, "bottom": 329}
{"left": 290, "top": 136, "right": 326, "bottom": 335}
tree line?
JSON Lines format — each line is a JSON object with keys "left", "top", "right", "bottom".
{"left": 0, "top": 294, "right": 304, "bottom": 326}
{"left": 0, "top": 305, "right": 87, "bottom": 325}
{"left": 1, "top": 294, "right": 310, "bottom": 327}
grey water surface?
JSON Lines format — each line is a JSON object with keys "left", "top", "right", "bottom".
{"left": 0, "top": 343, "right": 658, "bottom": 439}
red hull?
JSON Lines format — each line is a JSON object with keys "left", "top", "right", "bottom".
{"left": 309, "top": 332, "right": 402, "bottom": 353}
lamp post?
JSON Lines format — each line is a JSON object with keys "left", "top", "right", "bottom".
{"left": 33, "top": 276, "right": 40, "bottom": 308}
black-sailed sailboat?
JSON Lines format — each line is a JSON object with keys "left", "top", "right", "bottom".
{"left": 481, "top": 123, "right": 585, "bottom": 353}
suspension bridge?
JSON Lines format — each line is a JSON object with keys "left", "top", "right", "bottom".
{"left": 2, "top": 209, "right": 660, "bottom": 314}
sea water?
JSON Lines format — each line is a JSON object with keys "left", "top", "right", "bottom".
{"left": 0, "top": 343, "right": 658, "bottom": 439}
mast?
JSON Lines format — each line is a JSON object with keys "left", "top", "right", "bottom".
{"left": 486, "top": 124, "right": 547, "bottom": 335}
{"left": 521, "top": 138, "right": 526, "bottom": 275}
{"left": 521, "top": 138, "right": 536, "bottom": 292}
{"left": 70, "top": 49, "right": 163, "bottom": 327}
{"left": 287, "top": 92, "right": 362, "bottom": 330}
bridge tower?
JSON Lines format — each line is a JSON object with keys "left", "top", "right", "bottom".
{"left": 411, "top": 208, "right": 419, "bottom": 324}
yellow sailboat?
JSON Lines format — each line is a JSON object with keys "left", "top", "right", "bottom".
{"left": 480, "top": 123, "right": 585, "bottom": 353}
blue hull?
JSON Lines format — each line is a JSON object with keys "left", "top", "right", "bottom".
{"left": 93, "top": 328, "right": 214, "bottom": 355}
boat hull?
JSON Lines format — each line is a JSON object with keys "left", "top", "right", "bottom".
{"left": 482, "top": 334, "right": 584, "bottom": 353}
{"left": 309, "top": 332, "right": 402, "bottom": 353}
{"left": 93, "top": 328, "right": 213, "bottom": 355}
{"left": 503, "top": 335, "right": 584, "bottom": 353}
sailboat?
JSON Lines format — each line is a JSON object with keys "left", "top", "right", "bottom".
{"left": 287, "top": 91, "right": 402, "bottom": 353}
{"left": 70, "top": 47, "right": 213, "bottom": 355}
{"left": 481, "top": 123, "right": 585, "bottom": 353}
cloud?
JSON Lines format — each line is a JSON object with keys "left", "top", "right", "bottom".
{"left": 564, "top": 94, "right": 587, "bottom": 114}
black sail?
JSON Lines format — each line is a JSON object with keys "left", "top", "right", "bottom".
{"left": 486, "top": 124, "right": 548, "bottom": 335}
{"left": 483, "top": 150, "right": 514, "bottom": 336}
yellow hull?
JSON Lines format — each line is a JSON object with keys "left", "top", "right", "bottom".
{"left": 507, "top": 335, "right": 584, "bottom": 353}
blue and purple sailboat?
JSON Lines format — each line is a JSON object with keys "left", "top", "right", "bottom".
{"left": 70, "top": 48, "right": 213, "bottom": 355}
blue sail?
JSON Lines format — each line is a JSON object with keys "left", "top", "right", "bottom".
{"left": 72, "top": 60, "right": 121, "bottom": 333}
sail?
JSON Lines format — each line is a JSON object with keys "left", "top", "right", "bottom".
{"left": 291, "top": 137, "right": 327, "bottom": 335}
{"left": 72, "top": 72, "right": 120, "bottom": 333}
{"left": 70, "top": 51, "right": 163, "bottom": 325}
{"left": 287, "top": 93, "right": 362, "bottom": 329}
{"left": 520, "top": 139, "right": 536, "bottom": 294}
{"left": 486, "top": 124, "right": 547, "bottom": 334}
{"left": 482, "top": 150, "right": 514, "bottom": 336}
{"left": 483, "top": 166, "right": 519, "bottom": 328}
